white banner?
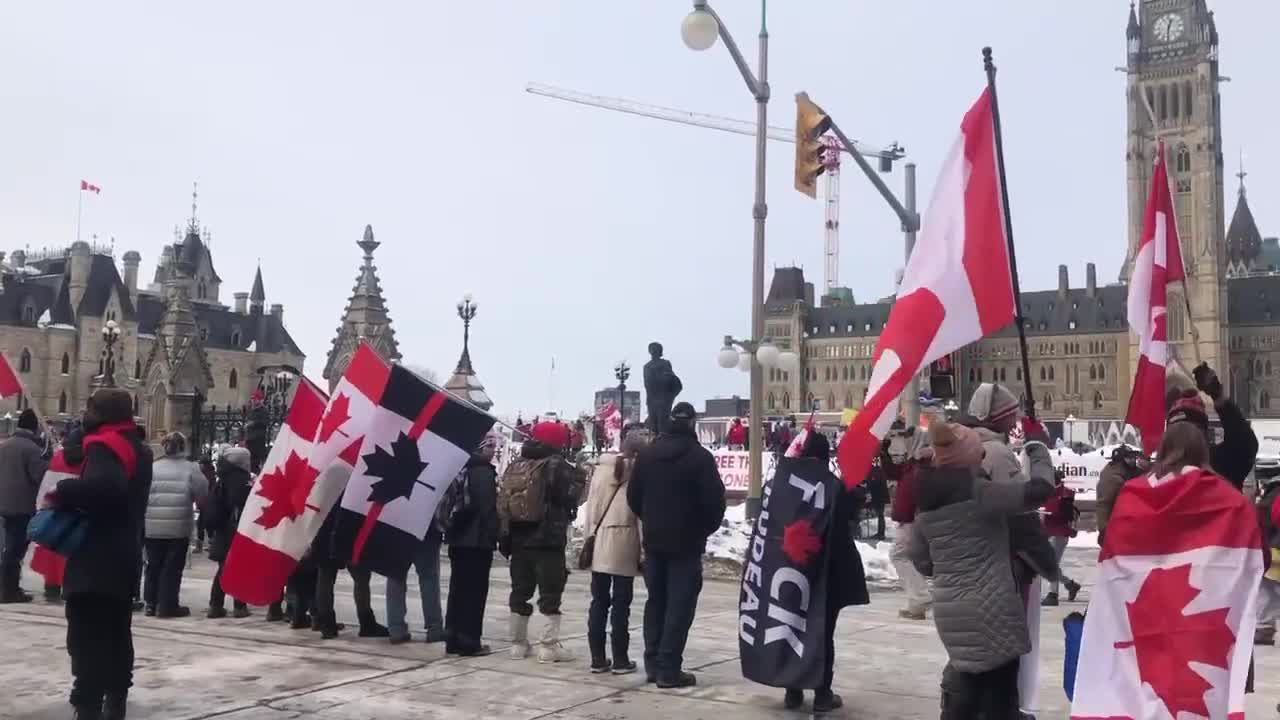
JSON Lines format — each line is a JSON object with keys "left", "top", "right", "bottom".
{"left": 1048, "top": 448, "right": 1110, "bottom": 498}
{"left": 713, "top": 449, "right": 777, "bottom": 495}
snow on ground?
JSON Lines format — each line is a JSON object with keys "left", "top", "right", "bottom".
{"left": 1068, "top": 531, "right": 1099, "bottom": 549}
{"left": 707, "top": 503, "right": 899, "bottom": 584}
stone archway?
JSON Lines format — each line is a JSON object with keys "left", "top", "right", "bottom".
{"left": 148, "top": 383, "right": 168, "bottom": 438}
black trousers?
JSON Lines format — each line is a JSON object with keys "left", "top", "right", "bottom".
{"left": 316, "top": 565, "right": 376, "bottom": 626}
{"left": 940, "top": 658, "right": 1021, "bottom": 720}
{"left": 65, "top": 595, "right": 134, "bottom": 707}
{"left": 508, "top": 547, "right": 566, "bottom": 616}
{"left": 287, "top": 566, "right": 317, "bottom": 623}
{"left": 1, "top": 512, "right": 31, "bottom": 594}
{"left": 445, "top": 546, "right": 493, "bottom": 653}
{"left": 142, "top": 538, "right": 187, "bottom": 612}
{"left": 588, "top": 572, "right": 635, "bottom": 664}
{"left": 209, "top": 562, "right": 247, "bottom": 611}
{"left": 642, "top": 551, "right": 703, "bottom": 680}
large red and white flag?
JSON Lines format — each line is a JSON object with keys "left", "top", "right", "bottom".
{"left": 0, "top": 353, "right": 21, "bottom": 399}
{"left": 220, "top": 377, "right": 328, "bottom": 605}
{"left": 836, "top": 89, "right": 1014, "bottom": 486}
{"left": 1070, "top": 466, "right": 1263, "bottom": 720}
{"left": 1126, "top": 141, "right": 1186, "bottom": 454}
{"left": 596, "top": 401, "right": 622, "bottom": 448}
{"left": 332, "top": 364, "right": 495, "bottom": 578}
{"left": 79, "top": 180, "right": 101, "bottom": 194}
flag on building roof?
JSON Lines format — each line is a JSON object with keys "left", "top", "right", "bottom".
{"left": 332, "top": 363, "right": 496, "bottom": 578}
{"left": 836, "top": 88, "right": 1014, "bottom": 488}
{"left": 79, "top": 180, "right": 101, "bottom": 194}
{"left": 1125, "top": 140, "right": 1186, "bottom": 454}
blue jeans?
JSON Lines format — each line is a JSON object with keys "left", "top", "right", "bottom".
{"left": 386, "top": 535, "right": 443, "bottom": 640}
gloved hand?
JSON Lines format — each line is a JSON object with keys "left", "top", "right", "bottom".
{"left": 498, "top": 533, "right": 512, "bottom": 560}
{"left": 1019, "top": 416, "right": 1050, "bottom": 446}
{"left": 1193, "top": 363, "right": 1224, "bottom": 401}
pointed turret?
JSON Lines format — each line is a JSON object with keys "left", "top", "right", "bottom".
{"left": 1226, "top": 179, "right": 1263, "bottom": 268}
{"left": 1126, "top": 2, "right": 1141, "bottom": 57}
{"left": 250, "top": 265, "right": 265, "bottom": 312}
{"left": 322, "top": 224, "right": 402, "bottom": 389}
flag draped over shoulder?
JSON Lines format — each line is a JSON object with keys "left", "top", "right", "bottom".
{"left": 739, "top": 457, "right": 839, "bottom": 689}
{"left": 1125, "top": 141, "right": 1186, "bottom": 455}
{"left": 1069, "top": 467, "right": 1263, "bottom": 720}
{"left": 220, "top": 377, "right": 328, "bottom": 604}
{"left": 836, "top": 89, "right": 1014, "bottom": 489}
{"left": 332, "top": 364, "right": 496, "bottom": 578}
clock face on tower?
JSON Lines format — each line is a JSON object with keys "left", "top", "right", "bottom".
{"left": 1153, "top": 12, "right": 1186, "bottom": 42}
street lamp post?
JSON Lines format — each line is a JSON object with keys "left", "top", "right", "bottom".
{"left": 614, "top": 361, "right": 631, "bottom": 427}
{"left": 719, "top": 335, "right": 798, "bottom": 516}
{"left": 456, "top": 293, "right": 478, "bottom": 357}
{"left": 101, "top": 320, "right": 121, "bottom": 388}
{"left": 684, "top": 0, "right": 772, "bottom": 518}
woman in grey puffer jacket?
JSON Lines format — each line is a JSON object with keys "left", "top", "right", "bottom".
{"left": 908, "top": 420, "right": 1055, "bottom": 720}
{"left": 143, "top": 433, "right": 208, "bottom": 617}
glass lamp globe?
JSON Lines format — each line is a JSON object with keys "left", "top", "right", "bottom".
{"left": 778, "top": 350, "right": 800, "bottom": 373}
{"left": 681, "top": 9, "right": 719, "bottom": 51}
{"left": 717, "top": 345, "right": 740, "bottom": 369}
{"left": 756, "top": 341, "right": 781, "bottom": 368}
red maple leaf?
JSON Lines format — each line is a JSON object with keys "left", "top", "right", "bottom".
{"left": 253, "top": 451, "right": 313, "bottom": 529}
{"left": 781, "top": 519, "right": 824, "bottom": 565}
{"left": 317, "top": 393, "right": 352, "bottom": 444}
{"left": 1114, "top": 563, "right": 1237, "bottom": 719}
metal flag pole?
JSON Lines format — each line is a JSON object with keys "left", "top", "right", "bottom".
{"left": 982, "top": 47, "right": 1036, "bottom": 419}
{"left": 76, "top": 186, "right": 83, "bottom": 244}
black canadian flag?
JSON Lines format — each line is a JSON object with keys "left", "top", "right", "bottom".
{"left": 333, "top": 364, "right": 495, "bottom": 578}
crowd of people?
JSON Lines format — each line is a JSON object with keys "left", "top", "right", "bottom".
{"left": 2, "top": 359, "right": 1277, "bottom": 719}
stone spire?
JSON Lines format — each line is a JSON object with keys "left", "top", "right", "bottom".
{"left": 139, "top": 272, "right": 213, "bottom": 435}
{"left": 322, "top": 224, "right": 402, "bottom": 390}
{"left": 250, "top": 265, "right": 265, "bottom": 311}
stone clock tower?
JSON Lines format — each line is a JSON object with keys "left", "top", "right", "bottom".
{"left": 1122, "top": 0, "right": 1227, "bottom": 376}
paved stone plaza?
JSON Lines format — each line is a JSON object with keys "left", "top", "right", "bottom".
{"left": 3, "top": 547, "right": 1279, "bottom": 719}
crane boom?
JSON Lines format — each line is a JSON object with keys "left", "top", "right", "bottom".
{"left": 526, "top": 82, "right": 905, "bottom": 294}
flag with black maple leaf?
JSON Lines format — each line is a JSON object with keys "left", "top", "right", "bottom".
{"left": 220, "top": 376, "right": 328, "bottom": 605}
{"left": 1069, "top": 466, "right": 1263, "bottom": 720}
{"left": 738, "top": 455, "right": 840, "bottom": 689}
{"left": 332, "top": 363, "right": 495, "bottom": 578}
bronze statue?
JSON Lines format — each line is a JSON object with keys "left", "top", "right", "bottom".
{"left": 643, "top": 342, "right": 683, "bottom": 433}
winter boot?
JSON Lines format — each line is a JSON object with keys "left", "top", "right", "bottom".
{"left": 784, "top": 689, "right": 804, "bottom": 710}
{"left": 537, "top": 615, "right": 574, "bottom": 664}
{"left": 102, "top": 691, "right": 128, "bottom": 720}
{"left": 812, "top": 690, "right": 843, "bottom": 713}
{"left": 266, "top": 602, "right": 285, "bottom": 623}
{"left": 1255, "top": 623, "right": 1276, "bottom": 646}
{"left": 1065, "top": 579, "right": 1082, "bottom": 603}
{"left": 509, "top": 613, "right": 532, "bottom": 659}
{"left": 357, "top": 608, "right": 389, "bottom": 638}
{"left": 656, "top": 671, "right": 696, "bottom": 689}
{"left": 1041, "top": 592, "right": 1059, "bottom": 607}
{"left": 73, "top": 703, "right": 103, "bottom": 720}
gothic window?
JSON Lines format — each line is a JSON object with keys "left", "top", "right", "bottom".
{"left": 1170, "top": 84, "right": 1180, "bottom": 118}
{"left": 58, "top": 391, "right": 67, "bottom": 414}
{"left": 999, "top": 367, "right": 1007, "bottom": 382}
{"left": 1183, "top": 81, "right": 1193, "bottom": 120}
{"left": 1269, "top": 360, "right": 1274, "bottom": 377}
{"left": 768, "top": 393, "right": 776, "bottom": 410}
{"left": 1093, "top": 391, "right": 1103, "bottom": 410}
{"left": 1158, "top": 85, "right": 1168, "bottom": 121}
{"left": 845, "top": 391, "right": 854, "bottom": 409}
{"left": 15, "top": 393, "right": 24, "bottom": 411}
{"left": 860, "top": 365, "right": 867, "bottom": 381}
{"left": 783, "top": 392, "right": 790, "bottom": 410}
{"left": 21, "top": 301, "right": 36, "bottom": 325}
{"left": 1099, "top": 364, "right": 1106, "bottom": 380}
{"left": 1016, "top": 367, "right": 1023, "bottom": 381}
{"left": 1257, "top": 359, "right": 1265, "bottom": 378}
{"left": 1040, "top": 366, "right": 1046, "bottom": 382}
{"left": 1175, "top": 144, "right": 1191, "bottom": 174}
{"left": 827, "top": 392, "right": 836, "bottom": 410}
{"left": 1090, "top": 365, "right": 1097, "bottom": 381}
{"left": 229, "top": 369, "right": 238, "bottom": 389}
{"left": 977, "top": 367, "right": 984, "bottom": 382}
{"left": 970, "top": 368, "right": 976, "bottom": 383}
{"left": 60, "top": 353, "right": 70, "bottom": 375}
{"left": 231, "top": 329, "right": 241, "bottom": 347}
{"left": 807, "top": 393, "right": 816, "bottom": 410}
{"left": 1043, "top": 393, "right": 1053, "bottom": 411}
{"left": 1263, "top": 391, "right": 1272, "bottom": 410}
{"left": 1048, "top": 365, "right": 1055, "bottom": 381}
{"left": 134, "top": 358, "right": 142, "bottom": 379}
{"left": 197, "top": 281, "right": 207, "bottom": 300}
{"left": 841, "top": 366, "right": 848, "bottom": 382}
{"left": 18, "top": 349, "right": 31, "bottom": 373}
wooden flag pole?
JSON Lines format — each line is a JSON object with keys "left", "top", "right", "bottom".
{"left": 1138, "top": 87, "right": 1203, "bottom": 367}
{"left": 982, "top": 47, "right": 1036, "bottom": 420}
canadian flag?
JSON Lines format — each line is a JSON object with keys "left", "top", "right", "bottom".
{"left": 80, "top": 180, "right": 101, "bottom": 194}
{"left": 30, "top": 449, "right": 83, "bottom": 583}
{"left": 1125, "top": 141, "right": 1186, "bottom": 455}
{"left": 220, "top": 376, "right": 328, "bottom": 604}
{"left": 1070, "top": 466, "right": 1262, "bottom": 720}
{"left": 836, "top": 88, "right": 1014, "bottom": 487}
{"left": 0, "top": 353, "right": 22, "bottom": 399}
{"left": 597, "top": 401, "right": 622, "bottom": 448}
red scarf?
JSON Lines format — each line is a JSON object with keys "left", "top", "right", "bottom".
{"left": 83, "top": 420, "right": 139, "bottom": 479}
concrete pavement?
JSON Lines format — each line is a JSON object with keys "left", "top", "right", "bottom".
{"left": 3, "top": 547, "right": 1279, "bottom": 719}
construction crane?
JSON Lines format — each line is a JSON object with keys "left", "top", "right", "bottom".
{"left": 526, "top": 82, "right": 904, "bottom": 295}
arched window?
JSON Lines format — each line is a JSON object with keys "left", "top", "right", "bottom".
{"left": 768, "top": 393, "right": 776, "bottom": 410}
{"left": 18, "top": 349, "right": 31, "bottom": 373}
{"left": 1158, "top": 85, "right": 1168, "bottom": 121}
{"left": 60, "top": 353, "right": 70, "bottom": 375}
{"left": 1089, "top": 365, "right": 1097, "bottom": 381}
{"left": 1263, "top": 391, "right": 1272, "bottom": 410}
{"left": 806, "top": 392, "right": 816, "bottom": 410}
{"left": 58, "top": 391, "right": 67, "bottom": 414}
{"left": 1257, "top": 359, "right": 1265, "bottom": 378}
{"left": 21, "top": 302, "right": 36, "bottom": 325}
{"left": 1093, "top": 391, "right": 1103, "bottom": 410}
{"left": 1043, "top": 393, "right": 1053, "bottom": 411}
{"left": 1016, "top": 367, "right": 1023, "bottom": 381}
{"left": 999, "top": 367, "right": 1007, "bottom": 382}
{"left": 1048, "top": 365, "right": 1055, "bottom": 381}
{"left": 1183, "top": 81, "right": 1193, "bottom": 120}
{"left": 1099, "top": 364, "right": 1106, "bottom": 380}
{"left": 1268, "top": 360, "right": 1274, "bottom": 377}
{"left": 1039, "top": 366, "right": 1046, "bottom": 381}
{"left": 841, "top": 366, "right": 849, "bottom": 382}
{"left": 845, "top": 391, "right": 854, "bottom": 409}
{"left": 229, "top": 369, "right": 238, "bottom": 390}
{"left": 1176, "top": 144, "right": 1191, "bottom": 174}
{"left": 969, "top": 368, "right": 976, "bottom": 383}
{"left": 135, "top": 357, "right": 142, "bottom": 379}
{"left": 1170, "top": 84, "right": 1180, "bottom": 118}
{"left": 827, "top": 392, "right": 836, "bottom": 411}
{"left": 782, "top": 392, "right": 790, "bottom": 410}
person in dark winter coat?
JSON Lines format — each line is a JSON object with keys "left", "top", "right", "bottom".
{"left": 862, "top": 462, "right": 890, "bottom": 540}
{"left": 1165, "top": 363, "right": 1257, "bottom": 490}
{"left": 0, "top": 408, "right": 48, "bottom": 602}
{"left": 444, "top": 434, "right": 502, "bottom": 657}
{"left": 204, "top": 447, "right": 252, "bottom": 619}
{"left": 627, "top": 401, "right": 725, "bottom": 689}
{"left": 783, "top": 431, "right": 869, "bottom": 714}
{"left": 311, "top": 504, "right": 387, "bottom": 639}
{"left": 47, "top": 388, "right": 148, "bottom": 719}
{"left": 501, "top": 421, "right": 586, "bottom": 663}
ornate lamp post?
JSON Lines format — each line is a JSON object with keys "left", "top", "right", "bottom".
{"left": 718, "top": 334, "right": 798, "bottom": 517}
{"left": 614, "top": 360, "right": 631, "bottom": 425}
{"left": 101, "top": 320, "right": 121, "bottom": 387}
{"left": 456, "top": 293, "right": 477, "bottom": 358}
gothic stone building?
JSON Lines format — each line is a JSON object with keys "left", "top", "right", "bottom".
{"left": 764, "top": 0, "right": 1280, "bottom": 439}
{"left": 0, "top": 220, "right": 303, "bottom": 438}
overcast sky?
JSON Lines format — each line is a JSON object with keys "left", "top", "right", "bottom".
{"left": 2, "top": 2, "right": 1275, "bottom": 420}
